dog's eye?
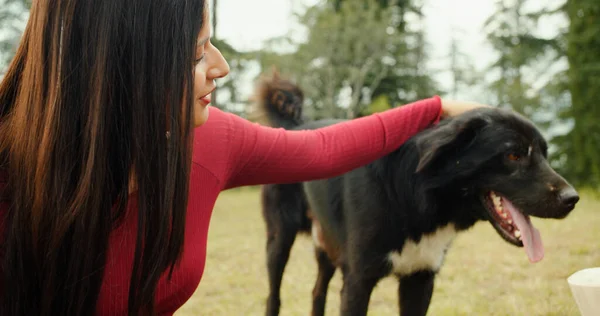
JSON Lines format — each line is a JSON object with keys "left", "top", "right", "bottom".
{"left": 507, "top": 153, "right": 521, "bottom": 161}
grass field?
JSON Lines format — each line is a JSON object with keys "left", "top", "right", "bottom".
{"left": 175, "top": 187, "right": 600, "bottom": 316}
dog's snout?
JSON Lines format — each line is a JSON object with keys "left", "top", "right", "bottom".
{"left": 558, "top": 187, "right": 579, "bottom": 210}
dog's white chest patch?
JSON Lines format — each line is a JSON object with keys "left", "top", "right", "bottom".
{"left": 388, "top": 224, "right": 457, "bottom": 276}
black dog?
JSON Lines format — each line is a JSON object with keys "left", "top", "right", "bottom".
{"left": 253, "top": 72, "right": 579, "bottom": 316}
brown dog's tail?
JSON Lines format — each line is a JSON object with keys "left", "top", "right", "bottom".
{"left": 248, "top": 68, "right": 304, "bottom": 130}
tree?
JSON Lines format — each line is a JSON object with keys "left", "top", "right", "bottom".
{"left": 258, "top": 0, "right": 438, "bottom": 120}
{"left": 483, "top": 0, "right": 600, "bottom": 187}
{"left": 483, "top": 0, "right": 559, "bottom": 116}
{"left": 258, "top": 1, "right": 400, "bottom": 118}
{"left": 332, "top": 0, "right": 441, "bottom": 110}
{"left": 445, "top": 29, "right": 482, "bottom": 99}
{"left": 552, "top": 0, "right": 600, "bottom": 187}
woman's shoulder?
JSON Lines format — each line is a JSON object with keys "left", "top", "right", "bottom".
{"left": 191, "top": 107, "right": 240, "bottom": 181}
{"left": 193, "top": 106, "right": 233, "bottom": 149}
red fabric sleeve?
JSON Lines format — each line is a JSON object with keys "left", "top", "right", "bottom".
{"left": 193, "top": 96, "right": 442, "bottom": 189}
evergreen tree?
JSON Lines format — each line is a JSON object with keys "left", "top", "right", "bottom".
{"left": 484, "top": 0, "right": 557, "bottom": 115}
{"left": 258, "top": 0, "right": 439, "bottom": 119}
{"left": 553, "top": 0, "right": 600, "bottom": 187}
{"left": 445, "top": 29, "right": 482, "bottom": 100}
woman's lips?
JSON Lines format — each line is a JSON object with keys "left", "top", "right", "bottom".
{"left": 199, "top": 93, "right": 211, "bottom": 106}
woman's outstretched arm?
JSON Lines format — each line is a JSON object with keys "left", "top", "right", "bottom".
{"left": 192, "top": 95, "right": 489, "bottom": 189}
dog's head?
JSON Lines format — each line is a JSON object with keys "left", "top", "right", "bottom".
{"left": 415, "top": 107, "right": 579, "bottom": 263}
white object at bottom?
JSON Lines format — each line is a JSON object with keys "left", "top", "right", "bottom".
{"left": 568, "top": 267, "right": 600, "bottom": 316}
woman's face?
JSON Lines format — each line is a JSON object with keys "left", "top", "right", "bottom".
{"left": 193, "top": 13, "right": 230, "bottom": 127}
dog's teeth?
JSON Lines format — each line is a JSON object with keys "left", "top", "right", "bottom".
{"left": 507, "top": 219, "right": 512, "bottom": 224}
{"left": 501, "top": 212, "right": 507, "bottom": 218}
{"left": 514, "top": 230, "right": 521, "bottom": 239}
{"left": 491, "top": 194, "right": 503, "bottom": 213}
{"left": 493, "top": 199, "right": 502, "bottom": 210}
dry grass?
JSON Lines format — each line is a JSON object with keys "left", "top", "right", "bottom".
{"left": 175, "top": 187, "right": 600, "bottom": 316}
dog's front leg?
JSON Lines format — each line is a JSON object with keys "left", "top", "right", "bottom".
{"left": 398, "top": 270, "right": 435, "bottom": 316}
{"left": 339, "top": 273, "right": 378, "bottom": 316}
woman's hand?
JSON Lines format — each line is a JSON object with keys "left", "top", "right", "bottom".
{"left": 440, "top": 99, "right": 492, "bottom": 119}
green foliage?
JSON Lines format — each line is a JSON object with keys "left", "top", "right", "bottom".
{"left": 552, "top": 0, "right": 600, "bottom": 188}
{"left": 258, "top": 0, "right": 438, "bottom": 119}
{"left": 483, "top": 0, "right": 553, "bottom": 115}
{"left": 358, "top": 94, "right": 392, "bottom": 117}
{"left": 484, "top": 0, "right": 600, "bottom": 188}
{"left": 446, "top": 31, "right": 483, "bottom": 99}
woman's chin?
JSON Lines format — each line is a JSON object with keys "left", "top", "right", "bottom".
{"left": 194, "top": 104, "right": 209, "bottom": 127}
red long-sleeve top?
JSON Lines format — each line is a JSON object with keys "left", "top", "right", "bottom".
{"left": 2, "top": 97, "right": 442, "bottom": 315}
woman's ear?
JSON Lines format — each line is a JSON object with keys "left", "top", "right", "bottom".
{"left": 415, "top": 112, "right": 491, "bottom": 173}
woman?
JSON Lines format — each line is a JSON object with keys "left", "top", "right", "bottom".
{"left": 0, "top": 0, "right": 489, "bottom": 315}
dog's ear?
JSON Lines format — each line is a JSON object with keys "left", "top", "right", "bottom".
{"left": 415, "top": 112, "right": 491, "bottom": 173}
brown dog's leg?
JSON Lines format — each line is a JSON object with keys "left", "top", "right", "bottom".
{"left": 265, "top": 229, "right": 297, "bottom": 316}
{"left": 311, "top": 248, "right": 336, "bottom": 316}
{"left": 398, "top": 271, "right": 435, "bottom": 316}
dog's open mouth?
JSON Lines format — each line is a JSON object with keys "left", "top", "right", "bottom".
{"left": 483, "top": 191, "right": 544, "bottom": 263}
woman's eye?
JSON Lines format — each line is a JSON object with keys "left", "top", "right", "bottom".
{"left": 194, "top": 54, "right": 205, "bottom": 64}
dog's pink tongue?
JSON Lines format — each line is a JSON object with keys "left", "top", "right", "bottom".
{"left": 503, "top": 199, "right": 544, "bottom": 263}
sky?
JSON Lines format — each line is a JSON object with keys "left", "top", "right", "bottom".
{"left": 211, "top": 0, "right": 566, "bottom": 103}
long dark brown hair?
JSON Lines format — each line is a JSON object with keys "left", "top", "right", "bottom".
{"left": 0, "top": 0, "right": 205, "bottom": 314}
